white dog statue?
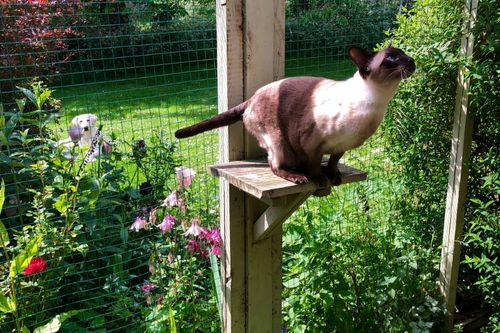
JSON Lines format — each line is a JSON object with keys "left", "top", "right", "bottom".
{"left": 59, "top": 113, "right": 111, "bottom": 159}
{"left": 70, "top": 113, "right": 99, "bottom": 146}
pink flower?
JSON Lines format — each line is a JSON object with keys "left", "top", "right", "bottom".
{"left": 203, "top": 228, "right": 222, "bottom": 257}
{"left": 140, "top": 281, "right": 157, "bottom": 293}
{"left": 204, "top": 228, "right": 221, "bottom": 244}
{"left": 211, "top": 244, "right": 221, "bottom": 257}
{"left": 184, "top": 218, "right": 207, "bottom": 237}
{"left": 175, "top": 166, "right": 195, "bottom": 189}
{"left": 186, "top": 239, "right": 200, "bottom": 254}
{"left": 23, "top": 257, "right": 47, "bottom": 275}
{"left": 157, "top": 214, "right": 176, "bottom": 234}
{"left": 130, "top": 216, "right": 147, "bottom": 232}
{"left": 162, "top": 191, "right": 180, "bottom": 208}
{"left": 149, "top": 209, "right": 157, "bottom": 225}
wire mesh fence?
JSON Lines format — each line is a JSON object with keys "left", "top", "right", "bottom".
{"left": 0, "top": 0, "right": 444, "bottom": 332}
{"left": 1, "top": 1, "right": 220, "bottom": 332}
{"left": 281, "top": 1, "right": 445, "bottom": 332}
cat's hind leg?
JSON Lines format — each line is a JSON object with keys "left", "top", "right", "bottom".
{"left": 322, "top": 152, "right": 344, "bottom": 185}
{"left": 266, "top": 145, "right": 309, "bottom": 184}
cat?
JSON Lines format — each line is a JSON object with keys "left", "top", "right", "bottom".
{"left": 175, "top": 44, "right": 415, "bottom": 191}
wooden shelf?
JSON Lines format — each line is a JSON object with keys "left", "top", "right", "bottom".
{"left": 210, "top": 158, "right": 367, "bottom": 201}
{"left": 210, "top": 158, "right": 367, "bottom": 242}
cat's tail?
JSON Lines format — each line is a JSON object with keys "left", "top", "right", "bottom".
{"left": 175, "top": 103, "right": 246, "bottom": 139}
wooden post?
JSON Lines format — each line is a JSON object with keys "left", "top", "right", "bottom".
{"left": 439, "top": 0, "right": 477, "bottom": 331}
{"left": 217, "top": 0, "right": 285, "bottom": 331}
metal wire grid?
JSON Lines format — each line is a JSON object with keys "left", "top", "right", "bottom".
{"left": 1, "top": 0, "right": 404, "bottom": 331}
{"left": 1, "top": 1, "right": 219, "bottom": 331}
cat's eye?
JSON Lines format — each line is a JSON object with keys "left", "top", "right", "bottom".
{"left": 384, "top": 55, "right": 399, "bottom": 67}
{"left": 386, "top": 55, "right": 397, "bottom": 62}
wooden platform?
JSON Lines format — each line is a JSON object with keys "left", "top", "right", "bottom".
{"left": 210, "top": 158, "right": 367, "bottom": 201}
{"left": 210, "top": 158, "right": 367, "bottom": 242}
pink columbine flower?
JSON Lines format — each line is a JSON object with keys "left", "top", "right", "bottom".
{"left": 175, "top": 166, "right": 195, "bottom": 189}
{"left": 23, "top": 257, "right": 47, "bottom": 275}
{"left": 130, "top": 216, "right": 147, "bottom": 232}
{"left": 186, "top": 239, "right": 200, "bottom": 254}
{"left": 162, "top": 191, "right": 180, "bottom": 208}
{"left": 204, "top": 228, "right": 221, "bottom": 244}
{"left": 140, "top": 281, "right": 157, "bottom": 293}
{"left": 211, "top": 244, "right": 221, "bottom": 257}
{"left": 158, "top": 214, "right": 176, "bottom": 234}
{"left": 184, "top": 218, "right": 207, "bottom": 237}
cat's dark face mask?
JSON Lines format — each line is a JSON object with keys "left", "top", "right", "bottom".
{"left": 349, "top": 45, "right": 416, "bottom": 84}
{"left": 371, "top": 46, "right": 416, "bottom": 82}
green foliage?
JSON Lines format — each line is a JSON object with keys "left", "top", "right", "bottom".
{"left": 387, "top": 0, "right": 500, "bottom": 330}
{"left": 282, "top": 192, "right": 445, "bottom": 332}
{"left": 286, "top": 0, "right": 401, "bottom": 57}
{"left": 384, "top": 0, "right": 463, "bottom": 236}
{"left": 0, "top": 82, "right": 220, "bottom": 331}
{"left": 462, "top": 1, "right": 500, "bottom": 322}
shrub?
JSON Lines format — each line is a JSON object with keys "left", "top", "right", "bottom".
{"left": 384, "top": 0, "right": 463, "bottom": 237}
{"left": 285, "top": 0, "right": 401, "bottom": 57}
{"left": 387, "top": 0, "right": 500, "bottom": 330}
{"left": 0, "top": 1, "right": 84, "bottom": 106}
{"left": 461, "top": 0, "right": 500, "bottom": 330}
{"left": 0, "top": 83, "right": 220, "bottom": 331}
{"left": 282, "top": 172, "right": 446, "bottom": 332}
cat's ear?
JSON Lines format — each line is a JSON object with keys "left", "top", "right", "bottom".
{"left": 348, "top": 47, "right": 374, "bottom": 79}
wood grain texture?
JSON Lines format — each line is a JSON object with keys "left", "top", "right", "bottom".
{"left": 439, "top": 0, "right": 477, "bottom": 331}
{"left": 210, "top": 159, "right": 367, "bottom": 200}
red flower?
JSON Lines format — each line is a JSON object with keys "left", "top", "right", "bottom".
{"left": 23, "top": 257, "right": 47, "bottom": 275}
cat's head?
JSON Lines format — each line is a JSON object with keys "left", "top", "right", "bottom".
{"left": 348, "top": 44, "right": 416, "bottom": 84}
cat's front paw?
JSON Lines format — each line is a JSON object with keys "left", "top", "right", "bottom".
{"left": 311, "top": 174, "right": 330, "bottom": 189}
{"left": 273, "top": 168, "right": 309, "bottom": 184}
{"left": 330, "top": 172, "right": 342, "bottom": 186}
{"left": 287, "top": 174, "right": 309, "bottom": 184}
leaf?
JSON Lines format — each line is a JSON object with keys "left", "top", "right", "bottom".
{"left": 0, "top": 221, "right": 9, "bottom": 247}
{"left": 33, "top": 310, "right": 82, "bottom": 333}
{"left": 15, "top": 98, "right": 26, "bottom": 113}
{"left": 54, "top": 194, "right": 71, "bottom": 214}
{"left": 37, "top": 89, "right": 52, "bottom": 110}
{"left": 0, "top": 293, "right": 16, "bottom": 313}
{"left": 21, "top": 326, "right": 30, "bottom": 333}
{"left": 16, "top": 87, "right": 37, "bottom": 106}
{"left": 9, "top": 236, "right": 43, "bottom": 277}
{"left": 168, "top": 307, "right": 177, "bottom": 333}
{"left": 120, "top": 226, "right": 128, "bottom": 244}
{"left": 0, "top": 179, "right": 4, "bottom": 212}
{"left": 210, "top": 253, "right": 222, "bottom": 323}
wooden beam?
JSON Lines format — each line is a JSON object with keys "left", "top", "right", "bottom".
{"left": 216, "top": 0, "right": 246, "bottom": 331}
{"left": 253, "top": 191, "right": 312, "bottom": 242}
{"left": 217, "top": 0, "right": 285, "bottom": 331}
{"left": 243, "top": 1, "right": 285, "bottom": 331}
{"left": 439, "top": 0, "right": 477, "bottom": 331}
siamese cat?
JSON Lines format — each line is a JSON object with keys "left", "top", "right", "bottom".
{"left": 175, "top": 45, "right": 415, "bottom": 191}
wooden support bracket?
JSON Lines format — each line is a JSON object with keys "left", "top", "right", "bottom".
{"left": 210, "top": 159, "right": 367, "bottom": 242}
